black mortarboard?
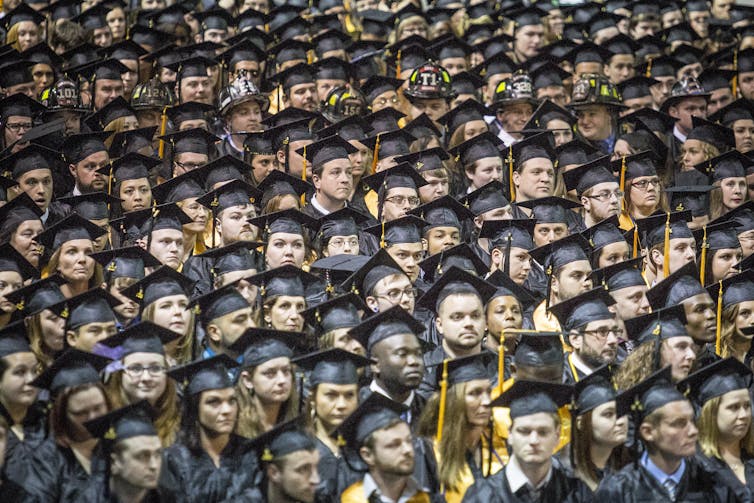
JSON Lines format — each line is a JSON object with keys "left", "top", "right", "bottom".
{"left": 618, "top": 76, "right": 659, "bottom": 101}
{"left": 492, "top": 379, "right": 572, "bottom": 420}
{"left": 664, "top": 185, "right": 711, "bottom": 217}
{"left": 484, "top": 269, "right": 536, "bottom": 310}
{"left": 419, "top": 244, "right": 487, "bottom": 283}
{"left": 361, "top": 163, "right": 426, "bottom": 194}
{"left": 448, "top": 131, "right": 504, "bottom": 167}
{"left": 364, "top": 215, "right": 426, "bottom": 247}
{"left": 317, "top": 116, "right": 368, "bottom": 143}
{"left": 168, "top": 354, "right": 239, "bottom": 396}
{"left": 84, "top": 401, "right": 156, "bottom": 441}
{"left": 312, "top": 57, "right": 353, "bottom": 83}
{"left": 612, "top": 150, "right": 657, "bottom": 181}
{"left": 359, "top": 9, "right": 393, "bottom": 38}
{"left": 3, "top": 143, "right": 57, "bottom": 180}
{"left": 394, "top": 148, "right": 449, "bottom": 174}
{"left": 109, "top": 126, "right": 158, "bottom": 159}
{"left": 0, "top": 60, "right": 33, "bottom": 89}
{"left": 480, "top": 51, "right": 517, "bottom": 78}
{"left": 57, "top": 192, "right": 119, "bottom": 221}
{"left": 194, "top": 7, "right": 234, "bottom": 32}
{"left": 528, "top": 63, "right": 570, "bottom": 92}
{"left": 416, "top": 265, "right": 496, "bottom": 314}
{"left": 196, "top": 179, "right": 262, "bottom": 216}
{"left": 574, "top": 365, "right": 618, "bottom": 415}
{"left": 309, "top": 255, "right": 370, "bottom": 289}
{"left": 549, "top": 287, "right": 616, "bottom": 332}
{"left": 562, "top": 155, "right": 617, "bottom": 196}
{"left": 85, "top": 97, "right": 136, "bottom": 131}
{"left": 451, "top": 71, "right": 484, "bottom": 98}
{"left": 296, "top": 135, "right": 356, "bottom": 168}
{"left": 335, "top": 392, "right": 406, "bottom": 449}
{"left": 615, "top": 367, "right": 683, "bottom": 421}
{"left": 462, "top": 181, "right": 510, "bottom": 216}
{"left": 151, "top": 169, "right": 205, "bottom": 205}
{"left": 687, "top": 116, "right": 735, "bottom": 151}
{"left": 37, "top": 213, "right": 106, "bottom": 251}
{"left": 144, "top": 3, "right": 189, "bottom": 26}
{"left": 90, "top": 246, "right": 161, "bottom": 281}
{"left": 409, "top": 195, "right": 474, "bottom": 232}
{"left": 511, "top": 331, "right": 564, "bottom": 367}
{"left": 243, "top": 130, "right": 276, "bottom": 159}
{"left": 362, "top": 130, "right": 416, "bottom": 160}
{"left": 438, "top": 100, "right": 491, "bottom": 136}
{"left": 191, "top": 284, "right": 250, "bottom": 325}
{"left": 77, "top": 59, "right": 130, "bottom": 82}
{"left": 510, "top": 132, "right": 556, "bottom": 166}
{"left": 636, "top": 56, "right": 681, "bottom": 79}
{"left": 102, "top": 152, "right": 160, "bottom": 184}
{"left": 402, "top": 113, "right": 442, "bottom": 141}
{"left": 113, "top": 203, "right": 192, "bottom": 239}
{"left": 679, "top": 357, "right": 752, "bottom": 406}
{"left": 218, "top": 40, "right": 266, "bottom": 71}
{"left": 165, "top": 102, "right": 215, "bottom": 127}
{"left": 581, "top": 216, "right": 627, "bottom": 254}
{"left": 32, "top": 348, "right": 109, "bottom": 397}
{"left": 269, "top": 39, "right": 312, "bottom": 66}
{"left": 479, "top": 219, "right": 535, "bottom": 251}
{"left": 634, "top": 210, "right": 693, "bottom": 250}
{"left": 592, "top": 256, "right": 646, "bottom": 293}
{"left": 300, "top": 292, "right": 366, "bottom": 334}
{"left": 270, "top": 63, "right": 315, "bottom": 92}
{"left": 624, "top": 305, "right": 688, "bottom": 344}
{"left": 433, "top": 352, "right": 494, "bottom": 389}
{"left": 0, "top": 92, "right": 45, "bottom": 121}
{"left": 556, "top": 139, "right": 600, "bottom": 168}
{"left": 311, "top": 29, "right": 351, "bottom": 58}
{"left": 246, "top": 265, "right": 318, "bottom": 301}
{"left": 340, "top": 249, "right": 405, "bottom": 297}
{"left": 693, "top": 219, "right": 741, "bottom": 255}
{"left": 197, "top": 240, "right": 261, "bottom": 280}
{"left": 121, "top": 266, "right": 194, "bottom": 308}
{"left": 250, "top": 417, "right": 317, "bottom": 461}
{"left": 256, "top": 170, "right": 312, "bottom": 210}
{"left": 65, "top": 288, "right": 120, "bottom": 330}
{"left": 21, "top": 43, "right": 63, "bottom": 69}
{"left": 106, "top": 40, "right": 148, "bottom": 64}
{"left": 99, "top": 321, "right": 180, "bottom": 357}
{"left": 698, "top": 69, "right": 736, "bottom": 94}
{"left": 694, "top": 150, "right": 750, "bottom": 183}
{"left": 229, "top": 327, "right": 303, "bottom": 368}
{"left": 317, "top": 207, "right": 371, "bottom": 243}
{"left": 724, "top": 202, "right": 754, "bottom": 233}
{"left": 0, "top": 242, "right": 37, "bottom": 280}
{"left": 3, "top": 4, "right": 44, "bottom": 29}
{"left": 565, "top": 42, "right": 614, "bottom": 66}
{"left": 6, "top": 276, "right": 66, "bottom": 320}
{"left": 708, "top": 269, "right": 754, "bottom": 310}
{"left": 270, "top": 16, "right": 311, "bottom": 42}
{"left": 618, "top": 108, "right": 675, "bottom": 134}
{"left": 198, "top": 156, "right": 250, "bottom": 191}
{"left": 166, "top": 56, "right": 217, "bottom": 79}
{"left": 248, "top": 209, "right": 318, "bottom": 239}
{"left": 159, "top": 127, "right": 218, "bottom": 156}
{"left": 508, "top": 5, "right": 548, "bottom": 28}
{"left": 348, "top": 305, "right": 424, "bottom": 354}
{"left": 0, "top": 191, "right": 41, "bottom": 227}
{"left": 709, "top": 98, "right": 754, "bottom": 127}
{"left": 61, "top": 131, "right": 112, "bottom": 165}
{"left": 362, "top": 108, "right": 406, "bottom": 135}
{"left": 72, "top": 4, "right": 108, "bottom": 30}
{"left": 524, "top": 99, "right": 575, "bottom": 132}
{"left": 516, "top": 196, "right": 582, "bottom": 224}
{"left": 293, "top": 348, "right": 372, "bottom": 387}
{"left": 529, "top": 233, "right": 592, "bottom": 271}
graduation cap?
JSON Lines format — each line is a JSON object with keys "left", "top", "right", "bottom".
{"left": 56, "top": 192, "right": 119, "bottom": 222}
{"left": 361, "top": 163, "right": 427, "bottom": 196}
{"left": 21, "top": 43, "right": 63, "bottom": 70}
{"left": 5, "top": 275, "right": 66, "bottom": 321}
{"left": 479, "top": 219, "right": 535, "bottom": 254}
{"left": 197, "top": 240, "right": 262, "bottom": 280}
{"left": 249, "top": 417, "right": 317, "bottom": 462}
{"left": 246, "top": 265, "right": 318, "bottom": 300}
{"left": 664, "top": 185, "right": 711, "bottom": 217}
{"left": 76, "top": 59, "right": 130, "bottom": 83}
{"left": 708, "top": 269, "right": 754, "bottom": 311}
{"left": 523, "top": 100, "right": 575, "bottom": 134}
{"left": 516, "top": 196, "right": 582, "bottom": 224}
{"left": 37, "top": 213, "right": 107, "bottom": 251}
{"left": 448, "top": 131, "right": 504, "bottom": 169}
{"left": 248, "top": 209, "right": 318, "bottom": 240}
{"left": 451, "top": 71, "right": 484, "bottom": 98}
{"left": 508, "top": 5, "right": 548, "bottom": 29}
{"left": 416, "top": 265, "right": 496, "bottom": 313}
{"left": 316, "top": 116, "right": 368, "bottom": 143}
{"left": 0, "top": 191, "right": 41, "bottom": 229}
{"left": 217, "top": 40, "right": 266, "bottom": 73}
{"left": 194, "top": 6, "right": 235, "bottom": 32}
{"left": 309, "top": 255, "right": 370, "bottom": 290}
{"left": 300, "top": 292, "right": 367, "bottom": 334}
{"left": 311, "top": 29, "right": 351, "bottom": 58}
{"left": 168, "top": 354, "right": 239, "bottom": 396}
{"left": 364, "top": 215, "right": 426, "bottom": 249}
{"left": 295, "top": 134, "right": 356, "bottom": 169}
{"left": 102, "top": 152, "right": 160, "bottom": 186}
{"left": 562, "top": 155, "right": 616, "bottom": 196}
{"left": 393, "top": 148, "right": 449, "bottom": 175}
{"left": 529, "top": 233, "right": 592, "bottom": 274}
{"left": 580, "top": 216, "right": 626, "bottom": 255}
{"left": 615, "top": 367, "right": 683, "bottom": 422}
{"left": 0, "top": 59, "right": 33, "bottom": 89}
{"left": 72, "top": 3, "right": 109, "bottom": 30}
{"left": 164, "top": 102, "right": 214, "bottom": 128}
{"left": 340, "top": 248, "right": 405, "bottom": 297}
{"left": 109, "top": 126, "right": 158, "bottom": 159}
{"left": 165, "top": 56, "right": 217, "bottom": 79}
{"left": 419, "top": 244, "right": 487, "bottom": 283}
{"left": 114, "top": 203, "right": 193, "bottom": 241}
{"left": 2, "top": 143, "right": 58, "bottom": 182}
{"left": 573, "top": 365, "right": 618, "bottom": 415}
{"left": 687, "top": 116, "right": 735, "bottom": 152}
{"left": 624, "top": 305, "right": 688, "bottom": 345}
{"left": 257, "top": 170, "right": 313, "bottom": 210}
{"left": 602, "top": 33, "right": 639, "bottom": 57}
{"left": 270, "top": 63, "right": 316, "bottom": 92}
{"left": 362, "top": 108, "right": 407, "bottom": 136}
{"left": 709, "top": 98, "right": 754, "bottom": 127}
{"left": 243, "top": 130, "right": 276, "bottom": 159}
{"left": 618, "top": 108, "right": 675, "bottom": 135}
{"left": 143, "top": 3, "right": 190, "bottom": 26}
{"left": 409, "top": 195, "right": 474, "bottom": 234}
{"left": 634, "top": 210, "right": 693, "bottom": 253}
{"left": 635, "top": 56, "right": 681, "bottom": 80}
{"left": 0, "top": 93, "right": 46, "bottom": 121}
{"left": 549, "top": 287, "right": 616, "bottom": 332}
{"left": 693, "top": 150, "right": 751, "bottom": 183}
{"left": 61, "top": 131, "right": 112, "bottom": 165}
{"left": 270, "top": 15, "right": 311, "bottom": 42}
{"left": 99, "top": 320, "right": 180, "bottom": 358}
{"left": 492, "top": 379, "right": 572, "bottom": 420}
{"left": 84, "top": 97, "right": 136, "bottom": 131}
{"left": 317, "top": 207, "right": 371, "bottom": 244}
{"left": 438, "top": 100, "right": 491, "bottom": 136}
{"left": 105, "top": 40, "right": 149, "bottom": 64}
{"left": 359, "top": 9, "right": 393, "bottom": 39}
{"left": 430, "top": 35, "right": 475, "bottom": 63}
{"left": 84, "top": 401, "right": 156, "bottom": 442}
{"left": 159, "top": 127, "right": 218, "bottom": 156}
{"left": 335, "top": 392, "right": 406, "bottom": 450}
{"left": 679, "top": 357, "right": 752, "bottom": 407}
{"left": 592, "top": 256, "right": 646, "bottom": 293}
{"left": 462, "top": 181, "right": 510, "bottom": 216}
{"left": 385, "top": 44, "right": 433, "bottom": 76}
{"left": 564, "top": 42, "right": 614, "bottom": 66}
{"left": 479, "top": 51, "right": 517, "bottom": 79}
{"left": 90, "top": 246, "right": 161, "bottom": 281}
{"left": 31, "top": 348, "right": 110, "bottom": 397}
{"left": 697, "top": 69, "right": 736, "bottom": 94}
{"left": 196, "top": 179, "right": 262, "bottom": 218}
{"left": 268, "top": 39, "right": 311, "bottom": 67}
{"left": 3, "top": 3, "right": 45, "bottom": 30}
{"left": 555, "top": 139, "right": 600, "bottom": 168}
{"left": 347, "top": 305, "right": 425, "bottom": 354}
{"left": 120, "top": 266, "right": 194, "bottom": 308}
{"left": 228, "top": 327, "right": 302, "bottom": 367}
{"left": 293, "top": 348, "right": 372, "bottom": 387}
{"left": 617, "top": 76, "right": 659, "bottom": 101}
{"left": 150, "top": 170, "right": 206, "bottom": 206}
{"left": 659, "top": 76, "right": 710, "bottom": 114}
{"left": 64, "top": 288, "right": 120, "bottom": 330}
{"left": 402, "top": 113, "right": 442, "bottom": 141}
{"left": 0, "top": 242, "right": 37, "bottom": 281}
{"left": 312, "top": 57, "right": 353, "bottom": 83}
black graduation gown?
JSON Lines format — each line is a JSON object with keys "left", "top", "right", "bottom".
{"left": 2, "top": 402, "right": 48, "bottom": 487}
{"left": 594, "top": 457, "right": 735, "bottom": 502}
{"left": 562, "top": 353, "right": 590, "bottom": 385}
{"left": 25, "top": 438, "right": 106, "bottom": 502}
{"left": 216, "top": 138, "right": 244, "bottom": 161}
{"left": 78, "top": 478, "right": 176, "bottom": 503}
{"left": 696, "top": 453, "right": 754, "bottom": 503}
{"left": 164, "top": 434, "right": 263, "bottom": 503}
{"left": 461, "top": 461, "right": 578, "bottom": 502}
{"left": 0, "top": 477, "right": 39, "bottom": 503}
{"left": 314, "top": 437, "right": 341, "bottom": 502}
{"left": 358, "top": 387, "right": 427, "bottom": 434}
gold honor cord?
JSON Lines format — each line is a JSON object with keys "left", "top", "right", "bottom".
{"left": 436, "top": 359, "right": 449, "bottom": 443}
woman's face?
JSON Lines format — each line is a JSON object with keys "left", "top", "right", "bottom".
{"left": 15, "top": 21, "right": 39, "bottom": 51}
{"left": 735, "top": 300, "right": 754, "bottom": 336}
{"left": 149, "top": 294, "right": 190, "bottom": 336}
{"left": 400, "top": 20, "right": 428, "bottom": 40}
{"left": 0, "top": 270, "right": 22, "bottom": 314}
{"left": 485, "top": 295, "right": 523, "bottom": 346}
{"left": 720, "top": 177, "right": 747, "bottom": 211}
{"left": 314, "top": 383, "right": 358, "bottom": 430}
{"left": 109, "top": 277, "right": 139, "bottom": 322}
{"left": 265, "top": 232, "right": 306, "bottom": 269}
{"left": 246, "top": 356, "right": 292, "bottom": 405}
{"left": 464, "top": 379, "right": 492, "bottom": 428}
{"left": 266, "top": 296, "right": 305, "bottom": 332}
{"left": 57, "top": 239, "right": 94, "bottom": 283}
{"left": 119, "top": 178, "right": 152, "bottom": 212}
{"left": 463, "top": 120, "right": 488, "bottom": 141}
{"left": 179, "top": 197, "right": 209, "bottom": 234}
{"left": 121, "top": 115, "right": 140, "bottom": 131}
{"left": 0, "top": 352, "right": 39, "bottom": 408}
{"left": 31, "top": 63, "right": 54, "bottom": 96}
{"left": 629, "top": 175, "right": 661, "bottom": 212}
{"left": 11, "top": 219, "right": 43, "bottom": 268}
{"left": 107, "top": 8, "right": 127, "bottom": 40}
{"left": 66, "top": 386, "right": 109, "bottom": 442}
{"left": 326, "top": 327, "right": 365, "bottom": 356}
{"left": 198, "top": 388, "right": 238, "bottom": 436}
{"left": 120, "top": 352, "right": 167, "bottom": 406}
{"left": 548, "top": 119, "right": 573, "bottom": 146}
{"left": 597, "top": 241, "right": 631, "bottom": 269}
{"left": 588, "top": 400, "right": 628, "bottom": 447}
{"left": 716, "top": 388, "right": 752, "bottom": 443}
{"left": 250, "top": 155, "right": 277, "bottom": 184}
{"left": 681, "top": 139, "right": 708, "bottom": 169}
{"left": 39, "top": 309, "right": 66, "bottom": 354}
{"left": 711, "top": 247, "right": 743, "bottom": 283}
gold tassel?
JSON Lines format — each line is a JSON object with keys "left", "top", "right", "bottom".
{"left": 619, "top": 155, "right": 627, "bottom": 213}
{"left": 497, "top": 329, "right": 505, "bottom": 396}
{"left": 395, "top": 50, "right": 402, "bottom": 79}
{"left": 158, "top": 105, "right": 169, "bottom": 159}
{"left": 436, "top": 359, "right": 449, "bottom": 442}
{"left": 371, "top": 133, "right": 381, "bottom": 173}
{"left": 507, "top": 145, "right": 514, "bottom": 200}
{"left": 379, "top": 220, "right": 386, "bottom": 249}
{"left": 632, "top": 227, "right": 639, "bottom": 258}
{"left": 715, "top": 281, "right": 723, "bottom": 355}
{"left": 732, "top": 49, "right": 739, "bottom": 97}
{"left": 301, "top": 145, "right": 307, "bottom": 206}
{"left": 645, "top": 57, "right": 652, "bottom": 78}
{"left": 662, "top": 212, "right": 671, "bottom": 279}
{"left": 699, "top": 225, "right": 708, "bottom": 285}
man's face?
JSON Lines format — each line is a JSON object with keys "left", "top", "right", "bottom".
{"left": 652, "top": 238, "right": 696, "bottom": 276}
{"left": 662, "top": 9, "right": 683, "bottom": 28}
{"left": 269, "top": 450, "right": 320, "bottom": 503}
{"left": 361, "top": 422, "right": 415, "bottom": 476}
{"left": 173, "top": 152, "right": 208, "bottom": 177}
{"left": 553, "top": 260, "right": 593, "bottom": 301}
{"left": 382, "top": 187, "right": 420, "bottom": 222}
{"left": 5, "top": 81, "right": 36, "bottom": 98}
{"left": 575, "top": 105, "right": 612, "bottom": 141}
{"left": 227, "top": 101, "right": 263, "bottom": 133}
{"left": 94, "top": 78, "right": 124, "bottom": 110}
{"left": 581, "top": 181, "right": 621, "bottom": 223}
{"left": 640, "top": 400, "right": 698, "bottom": 459}
{"left": 508, "top": 412, "right": 560, "bottom": 465}
{"left": 287, "top": 82, "right": 317, "bottom": 111}
{"left": 435, "top": 293, "right": 486, "bottom": 353}
{"left": 284, "top": 139, "right": 312, "bottom": 178}
{"left": 386, "top": 242, "right": 424, "bottom": 283}
{"left": 712, "top": 0, "right": 734, "bottom": 18}
{"left": 514, "top": 25, "right": 544, "bottom": 60}
{"left": 536, "top": 86, "right": 568, "bottom": 108}
{"left": 149, "top": 228, "right": 183, "bottom": 269}
{"left": 3, "top": 114, "right": 32, "bottom": 148}
{"left": 15, "top": 168, "right": 53, "bottom": 211}
{"left": 112, "top": 436, "right": 162, "bottom": 490}
{"left": 571, "top": 318, "right": 620, "bottom": 367}
{"left": 313, "top": 158, "right": 353, "bottom": 204}
{"left": 631, "top": 20, "right": 660, "bottom": 38}
{"left": 739, "top": 71, "right": 754, "bottom": 100}
{"left": 623, "top": 95, "right": 654, "bottom": 115}
{"left": 67, "top": 321, "right": 118, "bottom": 352}
{"left": 70, "top": 150, "right": 109, "bottom": 193}
{"left": 497, "top": 103, "right": 533, "bottom": 137}
{"left": 180, "top": 76, "right": 212, "bottom": 104}
{"left": 682, "top": 292, "right": 717, "bottom": 343}
{"left": 419, "top": 173, "right": 449, "bottom": 203}
{"left": 688, "top": 10, "right": 710, "bottom": 37}
{"left": 610, "top": 285, "right": 651, "bottom": 320}
{"left": 605, "top": 55, "right": 635, "bottom": 84}
{"left": 650, "top": 77, "right": 676, "bottom": 108}
{"left": 315, "top": 78, "right": 346, "bottom": 103}
{"left": 440, "top": 57, "right": 467, "bottom": 76}
{"left": 208, "top": 306, "right": 255, "bottom": 351}
{"left": 513, "top": 158, "right": 555, "bottom": 201}
{"left": 372, "top": 333, "right": 424, "bottom": 392}
{"left": 203, "top": 29, "right": 228, "bottom": 44}
{"left": 370, "top": 90, "right": 400, "bottom": 113}
{"left": 367, "top": 273, "right": 415, "bottom": 313}
{"left": 218, "top": 204, "right": 256, "bottom": 245}
{"left": 466, "top": 157, "right": 503, "bottom": 191}
{"left": 233, "top": 61, "right": 261, "bottom": 86}
{"left": 533, "top": 223, "right": 568, "bottom": 247}
{"left": 668, "top": 97, "right": 707, "bottom": 134}
{"left": 409, "top": 98, "right": 449, "bottom": 125}
{"left": 424, "top": 226, "right": 460, "bottom": 256}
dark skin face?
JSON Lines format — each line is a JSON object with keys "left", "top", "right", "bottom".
{"left": 370, "top": 333, "right": 424, "bottom": 398}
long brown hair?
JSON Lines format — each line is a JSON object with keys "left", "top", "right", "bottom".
{"left": 234, "top": 362, "right": 300, "bottom": 439}
{"left": 50, "top": 382, "right": 111, "bottom": 448}
{"left": 25, "top": 312, "right": 57, "bottom": 370}
{"left": 720, "top": 304, "right": 748, "bottom": 361}
{"left": 613, "top": 340, "right": 659, "bottom": 391}
{"left": 698, "top": 394, "right": 754, "bottom": 459}
{"left": 43, "top": 246, "right": 103, "bottom": 288}
{"left": 572, "top": 408, "right": 630, "bottom": 491}
{"left": 140, "top": 301, "right": 195, "bottom": 365}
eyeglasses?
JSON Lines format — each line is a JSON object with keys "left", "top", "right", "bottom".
{"left": 174, "top": 161, "right": 205, "bottom": 171}
{"left": 585, "top": 190, "right": 624, "bottom": 202}
{"left": 5, "top": 122, "right": 33, "bottom": 133}
{"left": 124, "top": 364, "right": 167, "bottom": 378}
{"left": 329, "top": 238, "right": 359, "bottom": 248}
{"left": 373, "top": 96, "right": 399, "bottom": 107}
{"left": 376, "top": 287, "right": 417, "bottom": 302}
{"left": 582, "top": 327, "right": 624, "bottom": 339}
{"left": 385, "top": 195, "right": 420, "bottom": 207}
{"left": 631, "top": 178, "right": 661, "bottom": 190}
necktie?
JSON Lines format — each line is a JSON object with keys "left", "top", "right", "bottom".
{"left": 663, "top": 478, "right": 677, "bottom": 501}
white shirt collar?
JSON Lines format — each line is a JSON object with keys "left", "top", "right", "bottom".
{"left": 40, "top": 208, "right": 49, "bottom": 224}
{"left": 506, "top": 455, "right": 552, "bottom": 494}
{"left": 72, "top": 185, "right": 83, "bottom": 197}
{"left": 370, "top": 380, "right": 414, "bottom": 408}
{"left": 570, "top": 352, "right": 595, "bottom": 378}
{"left": 309, "top": 195, "right": 345, "bottom": 216}
{"left": 673, "top": 125, "right": 687, "bottom": 144}
{"left": 362, "top": 473, "right": 420, "bottom": 503}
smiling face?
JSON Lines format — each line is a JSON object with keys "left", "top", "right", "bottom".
{"left": 120, "top": 352, "right": 167, "bottom": 406}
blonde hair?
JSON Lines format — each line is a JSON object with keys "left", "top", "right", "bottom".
{"left": 140, "top": 301, "right": 195, "bottom": 366}
{"left": 709, "top": 181, "right": 750, "bottom": 221}
{"left": 43, "top": 246, "right": 104, "bottom": 288}
{"left": 104, "top": 116, "right": 138, "bottom": 148}
{"left": 234, "top": 363, "right": 300, "bottom": 438}
{"left": 614, "top": 340, "right": 659, "bottom": 391}
{"left": 5, "top": 22, "right": 41, "bottom": 52}
{"left": 698, "top": 394, "right": 754, "bottom": 459}
{"left": 389, "top": 15, "right": 429, "bottom": 45}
